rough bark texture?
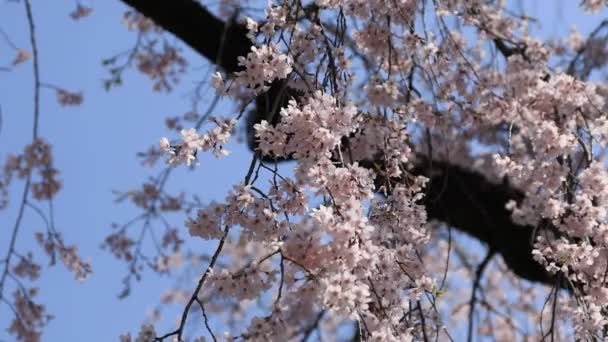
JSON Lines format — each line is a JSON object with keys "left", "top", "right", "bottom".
{"left": 119, "top": 0, "right": 555, "bottom": 287}
{"left": 410, "top": 160, "right": 552, "bottom": 284}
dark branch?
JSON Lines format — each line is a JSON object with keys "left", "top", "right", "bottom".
{"left": 119, "top": 0, "right": 251, "bottom": 73}
{"left": 409, "top": 159, "right": 554, "bottom": 285}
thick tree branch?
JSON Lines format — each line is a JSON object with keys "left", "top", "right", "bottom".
{"left": 410, "top": 160, "right": 554, "bottom": 285}
{"left": 118, "top": 0, "right": 556, "bottom": 287}
{"left": 119, "top": 0, "right": 251, "bottom": 73}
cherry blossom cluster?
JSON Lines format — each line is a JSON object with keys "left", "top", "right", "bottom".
{"left": 122, "top": 10, "right": 159, "bottom": 34}
{"left": 159, "top": 118, "right": 236, "bottom": 166}
{"left": 581, "top": 0, "right": 608, "bottom": 12}
{"left": 101, "top": 9, "right": 187, "bottom": 92}
{"left": 2, "top": 139, "right": 61, "bottom": 202}
{"left": 235, "top": 44, "right": 293, "bottom": 94}
{"left": 213, "top": 43, "right": 293, "bottom": 96}
{"left": 117, "top": 182, "right": 183, "bottom": 212}
{"left": 254, "top": 91, "right": 359, "bottom": 159}
{"left": 135, "top": 43, "right": 187, "bottom": 92}
{"left": 7, "top": 288, "right": 52, "bottom": 342}
{"left": 69, "top": 3, "right": 92, "bottom": 21}
{"left": 35, "top": 232, "right": 92, "bottom": 282}
{"left": 55, "top": 88, "right": 83, "bottom": 106}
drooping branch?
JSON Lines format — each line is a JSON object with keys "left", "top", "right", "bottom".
{"left": 0, "top": 0, "right": 41, "bottom": 310}
{"left": 117, "top": 0, "right": 556, "bottom": 287}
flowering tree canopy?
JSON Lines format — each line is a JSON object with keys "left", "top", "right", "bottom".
{"left": 2, "top": 0, "right": 608, "bottom": 341}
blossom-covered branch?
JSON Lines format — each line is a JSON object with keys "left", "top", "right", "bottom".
{"left": 119, "top": 0, "right": 556, "bottom": 288}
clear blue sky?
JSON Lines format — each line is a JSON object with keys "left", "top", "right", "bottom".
{"left": 0, "top": 1, "right": 606, "bottom": 341}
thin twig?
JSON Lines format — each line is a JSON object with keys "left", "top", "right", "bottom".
{"left": 0, "top": 0, "right": 41, "bottom": 304}
{"left": 299, "top": 310, "right": 325, "bottom": 342}
{"left": 467, "top": 250, "right": 495, "bottom": 342}
{"left": 195, "top": 297, "right": 217, "bottom": 342}
{"left": 155, "top": 225, "right": 230, "bottom": 342}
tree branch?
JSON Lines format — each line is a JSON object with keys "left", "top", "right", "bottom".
{"left": 409, "top": 159, "right": 554, "bottom": 286}
{"left": 119, "top": 0, "right": 251, "bottom": 73}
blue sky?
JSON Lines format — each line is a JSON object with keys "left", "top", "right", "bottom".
{"left": 0, "top": 1, "right": 607, "bottom": 341}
